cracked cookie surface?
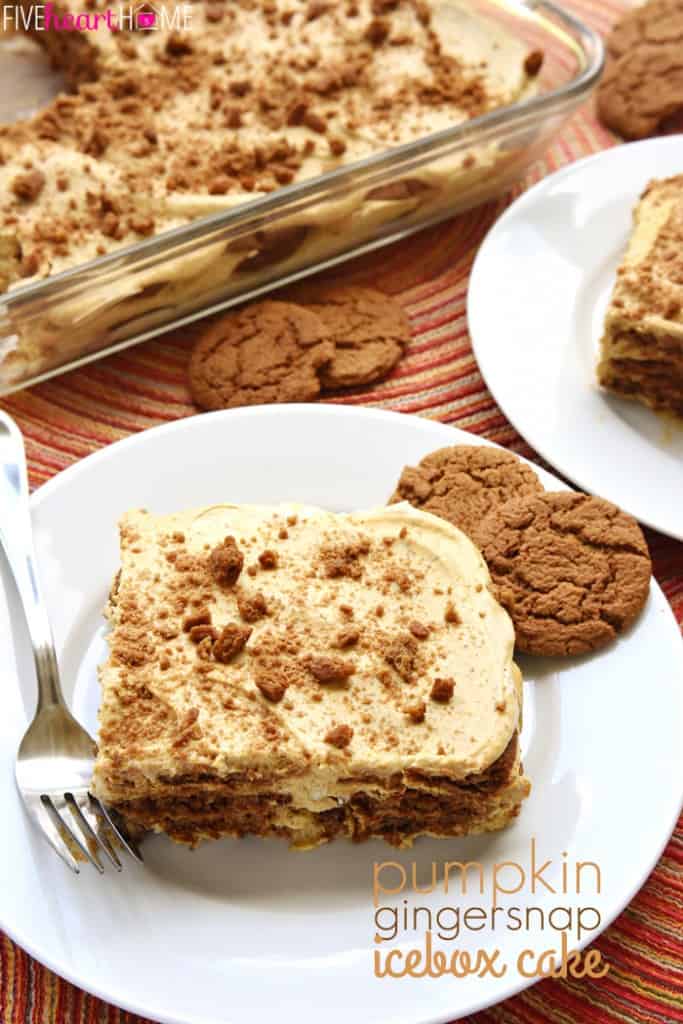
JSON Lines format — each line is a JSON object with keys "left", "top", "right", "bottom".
{"left": 479, "top": 492, "right": 652, "bottom": 656}
{"left": 597, "top": 0, "right": 683, "bottom": 139}
{"left": 188, "top": 300, "right": 334, "bottom": 410}
{"left": 283, "top": 284, "right": 411, "bottom": 389}
{"left": 389, "top": 445, "right": 543, "bottom": 549}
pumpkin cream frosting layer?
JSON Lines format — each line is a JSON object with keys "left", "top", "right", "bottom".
{"left": 93, "top": 502, "right": 528, "bottom": 847}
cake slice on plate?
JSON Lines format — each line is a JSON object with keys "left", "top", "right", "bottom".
{"left": 598, "top": 174, "right": 683, "bottom": 417}
{"left": 92, "top": 502, "right": 529, "bottom": 848}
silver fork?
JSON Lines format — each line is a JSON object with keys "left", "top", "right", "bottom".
{"left": 1, "top": 410, "right": 142, "bottom": 873}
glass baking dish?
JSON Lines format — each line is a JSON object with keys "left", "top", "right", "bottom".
{"left": 0, "top": 0, "right": 603, "bottom": 394}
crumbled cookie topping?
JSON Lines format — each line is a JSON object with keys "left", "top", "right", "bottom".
{"left": 183, "top": 609, "right": 212, "bottom": 631}
{"left": 10, "top": 169, "right": 46, "bottom": 202}
{"left": 255, "top": 672, "right": 289, "bottom": 703}
{"left": 403, "top": 700, "right": 426, "bottom": 722}
{"left": 237, "top": 589, "right": 269, "bottom": 622}
{"left": 325, "top": 723, "right": 354, "bottom": 748}
{"left": 318, "top": 536, "right": 371, "bottom": 578}
{"left": 384, "top": 634, "right": 418, "bottom": 681}
{"left": 209, "top": 536, "right": 244, "bottom": 586}
{"left": 258, "top": 549, "right": 279, "bottom": 569}
{"left": 431, "top": 677, "right": 455, "bottom": 702}
{"left": 214, "top": 623, "right": 253, "bottom": 662}
{"left": 335, "top": 627, "right": 360, "bottom": 648}
{"left": 444, "top": 602, "right": 461, "bottom": 624}
{"left": 307, "top": 655, "right": 356, "bottom": 684}
{"left": 189, "top": 623, "right": 218, "bottom": 644}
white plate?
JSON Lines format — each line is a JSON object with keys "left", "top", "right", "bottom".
{"left": 1, "top": 406, "right": 682, "bottom": 1024}
{"left": 468, "top": 135, "right": 683, "bottom": 541}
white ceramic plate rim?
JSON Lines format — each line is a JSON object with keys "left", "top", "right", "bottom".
{"left": 468, "top": 136, "right": 683, "bottom": 541}
{"left": 1, "top": 405, "right": 682, "bottom": 1024}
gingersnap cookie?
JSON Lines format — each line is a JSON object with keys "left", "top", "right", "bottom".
{"left": 597, "top": 0, "right": 683, "bottom": 139}
{"left": 283, "top": 284, "right": 411, "bottom": 389}
{"left": 478, "top": 492, "right": 652, "bottom": 656}
{"left": 389, "top": 445, "right": 544, "bottom": 549}
{"left": 188, "top": 300, "right": 334, "bottom": 410}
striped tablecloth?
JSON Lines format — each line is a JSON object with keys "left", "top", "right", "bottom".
{"left": 1, "top": 2, "right": 682, "bottom": 1021}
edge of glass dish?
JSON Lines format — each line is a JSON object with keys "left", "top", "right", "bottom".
{"left": 0, "top": 0, "right": 604, "bottom": 393}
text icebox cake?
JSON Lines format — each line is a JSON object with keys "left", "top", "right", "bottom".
{"left": 92, "top": 503, "right": 530, "bottom": 849}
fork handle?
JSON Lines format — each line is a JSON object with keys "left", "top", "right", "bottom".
{"left": 0, "top": 410, "right": 65, "bottom": 710}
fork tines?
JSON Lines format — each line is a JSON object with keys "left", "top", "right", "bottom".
{"left": 38, "top": 792, "right": 143, "bottom": 873}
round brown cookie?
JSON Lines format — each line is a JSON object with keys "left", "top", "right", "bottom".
{"left": 597, "top": 1, "right": 683, "bottom": 139}
{"left": 188, "top": 300, "right": 334, "bottom": 410}
{"left": 605, "top": 0, "right": 683, "bottom": 59}
{"left": 283, "top": 284, "right": 411, "bottom": 389}
{"left": 478, "top": 492, "right": 652, "bottom": 656}
{"left": 389, "top": 445, "right": 544, "bottom": 549}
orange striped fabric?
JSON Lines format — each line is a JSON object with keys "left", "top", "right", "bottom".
{"left": 1, "top": 2, "right": 681, "bottom": 1021}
